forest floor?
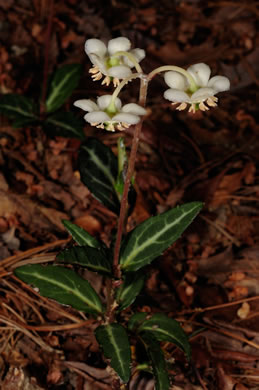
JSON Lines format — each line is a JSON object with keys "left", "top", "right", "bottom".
{"left": 0, "top": 0, "right": 259, "bottom": 389}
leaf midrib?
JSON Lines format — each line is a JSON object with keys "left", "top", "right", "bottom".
{"left": 63, "top": 222, "right": 100, "bottom": 248}
{"left": 46, "top": 67, "right": 77, "bottom": 109}
{"left": 141, "top": 325, "right": 182, "bottom": 342}
{"left": 107, "top": 325, "right": 128, "bottom": 380}
{"left": 68, "top": 251, "right": 111, "bottom": 273}
{"left": 87, "top": 147, "right": 116, "bottom": 187}
{"left": 1, "top": 103, "right": 35, "bottom": 118}
{"left": 122, "top": 206, "right": 196, "bottom": 267}
{"left": 23, "top": 269, "right": 102, "bottom": 313}
{"left": 46, "top": 118, "right": 79, "bottom": 132}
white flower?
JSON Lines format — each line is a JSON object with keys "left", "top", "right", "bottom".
{"left": 85, "top": 37, "right": 145, "bottom": 86}
{"left": 74, "top": 95, "right": 147, "bottom": 132}
{"left": 163, "top": 63, "right": 230, "bottom": 113}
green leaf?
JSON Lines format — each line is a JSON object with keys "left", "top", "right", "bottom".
{"left": 78, "top": 138, "right": 120, "bottom": 214}
{"left": 116, "top": 272, "right": 145, "bottom": 311}
{"left": 128, "top": 312, "right": 147, "bottom": 332}
{"left": 78, "top": 138, "right": 137, "bottom": 215}
{"left": 12, "top": 116, "right": 39, "bottom": 128}
{"left": 14, "top": 264, "right": 103, "bottom": 315}
{"left": 56, "top": 245, "right": 112, "bottom": 276}
{"left": 95, "top": 323, "right": 131, "bottom": 383}
{"left": 0, "top": 94, "right": 37, "bottom": 123}
{"left": 115, "top": 137, "right": 127, "bottom": 196}
{"left": 120, "top": 202, "right": 203, "bottom": 272}
{"left": 62, "top": 220, "right": 102, "bottom": 248}
{"left": 117, "top": 137, "right": 127, "bottom": 177}
{"left": 138, "top": 313, "right": 191, "bottom": 360}
{"left": 44, "top": 112, "right": 84, "bottom": 139}
{"left": 141, "top": 334, "right": 170, "bottom": 390}
{"left": 45, "top": 64, "right": 82, "bottom": 113}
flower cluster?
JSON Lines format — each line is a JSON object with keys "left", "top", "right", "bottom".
{"left": 74, "top": 95, "right": 147, "bottom": 132}
{"left": 74, "top": 37, "right": 230, "bottom": 132}
{"left": 163, "top": 63, "right": 230, "bottom": 113}
{"left": 85, "top": 37, "right": 145, "bottom": 87}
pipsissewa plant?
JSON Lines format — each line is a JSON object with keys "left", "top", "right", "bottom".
{"left": 14, "top": 37, "right": 230, "bottom": 389}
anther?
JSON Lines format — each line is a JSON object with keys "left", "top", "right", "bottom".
{"left": 176, "top": 102, "right": 187, "bottom": 111}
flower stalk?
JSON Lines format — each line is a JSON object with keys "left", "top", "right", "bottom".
{"left": 148, "top": 65, "right": 198, "bottom": 92}
{"left": 108, "top": 73, "right": 141, "bottom": 109}
{"left": 113, "top": 51, "right": 143, "bottom": 73}
{"left": 113, "top": 76, "right": 149, "bottom": 279}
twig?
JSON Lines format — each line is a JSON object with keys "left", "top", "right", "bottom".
{"left": 179, "top": 295, "right": 259, "bottom": 315}
{"left": 0, "top": 238, "right": 69, "bottom": 270}
{"left": 200, "top": 214, "right": 240, "bottom": 246}
{"left": 0, "top": 316, "right": 55, "bottom": 352}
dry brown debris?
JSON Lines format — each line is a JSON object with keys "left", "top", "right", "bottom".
{"left": 0, "top": 0, "right": 259, "bottom": 388}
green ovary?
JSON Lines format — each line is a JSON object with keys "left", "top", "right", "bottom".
{"left": 107, "top": 56, "right": 121, "bottom": 68}
{"left": 186, "top": 86, "right": 198, "bottom": 95}
{"left": 105, "top": 101, "right": 118, "bottom": 116}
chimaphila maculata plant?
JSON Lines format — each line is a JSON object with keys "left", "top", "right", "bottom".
{"left": 15, "top": 36, "right": 230, "bottom": 390}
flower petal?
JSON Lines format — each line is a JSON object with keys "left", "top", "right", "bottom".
{"left": 88, "top": 54, "right": 107, "bottom": 74}
{"left": 187, "top": 63, "right": 211, "bottom": 87}
{"left": 74, "top": 99, "right": 99, "bottom": 112}
{"left": 121, "top": 103, "right": 147, "bottom": 116}
{"left": 190, "top": 87, "right": 215, "bottom": 103}
{"left": 108, "top": 65, "right": 132, "bottom": 79}
{"left": 97, "top": 95, "right": 122, "bottom": 110}
{"left": 112, "top": 112, "right": 140, "bottom": 124}
{"left": 164, "top": 88, "right": 190, "bottom": 103}
{"left": 208, "top": 75, "right": 230, "bottom": 92}
{"left": 84, "top": 111, "right": 110, "bottom": 124}
{"left": 164, "top": 71, "right": 187, "bottom": 90}
{"left": 108, "top": 37, "right": 131, "bottom": 55}
{"left": 85, "top": 39, "right": 107, "bottom": 58}
{"left": 123, "top": 48, "right": 145, "bottom": 67}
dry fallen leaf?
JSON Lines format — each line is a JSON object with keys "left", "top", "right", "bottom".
{"left": 237, "top": 302, "right": 250, "bottom": 319}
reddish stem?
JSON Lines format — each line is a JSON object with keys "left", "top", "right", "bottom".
{"left": 40, "top": 0, "right": 54, "bottom": 115}
{"left": 113, "top": 77, "right": 148, "bottom": 279}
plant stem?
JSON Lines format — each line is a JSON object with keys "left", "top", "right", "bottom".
{"left": 113, "top": 75, "right": 149, "bottom": 279}
{"left": 105, "top": 277, "right": 113, "bottom": 322}
{"left": 40, "top": 0, "right": 54, "bottom": 115}
{"left": 109, "top": 73, "right": 141, "bottom": 107}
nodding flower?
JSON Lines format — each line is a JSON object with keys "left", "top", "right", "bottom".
{"left": 163, "top": 63, "right": 230, "bottom": 113}
{"left": 74, "top": 95, "right": 147, "bottom": 132}
{"left": 85, "top": 37, "right": 145, "bottom": 87}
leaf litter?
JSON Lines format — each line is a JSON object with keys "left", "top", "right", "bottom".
{"left": 0, "top": 0, "right": 258, "bottom": 388}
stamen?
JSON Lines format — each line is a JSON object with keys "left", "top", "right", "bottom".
{"left": 113, "top": 77, "right": 120, "bottom": 87}
{"left": 106, "top": 123, "right": 116, "bottom": 132}
{"left": 89, "top": 66, "right": 100, "bottom": 74}
{"left": 199, "top": 102, "right": 209, "bottom": 111}
{"left": 206, "top": 97, "right": 218, "bottom": 107}
{"left": 92, "top": 72, "right": 102, "bottom": 81}
{"left": 121, "top": 122, "right": 130, "bottom": 128}
{"left": 96, "top": 124, "right": 104, "bottom": 129}
{"left": 116, "top": 123, "right": 125, "bottom": 131}
{"left": 188, "top": 104, "right": 196, "bottom": 114}
{"left": 102, "top": 76, "right": 111, "bottom": 86}
{"left": 176, "top": 102, "right": 187, "bottom": 111}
